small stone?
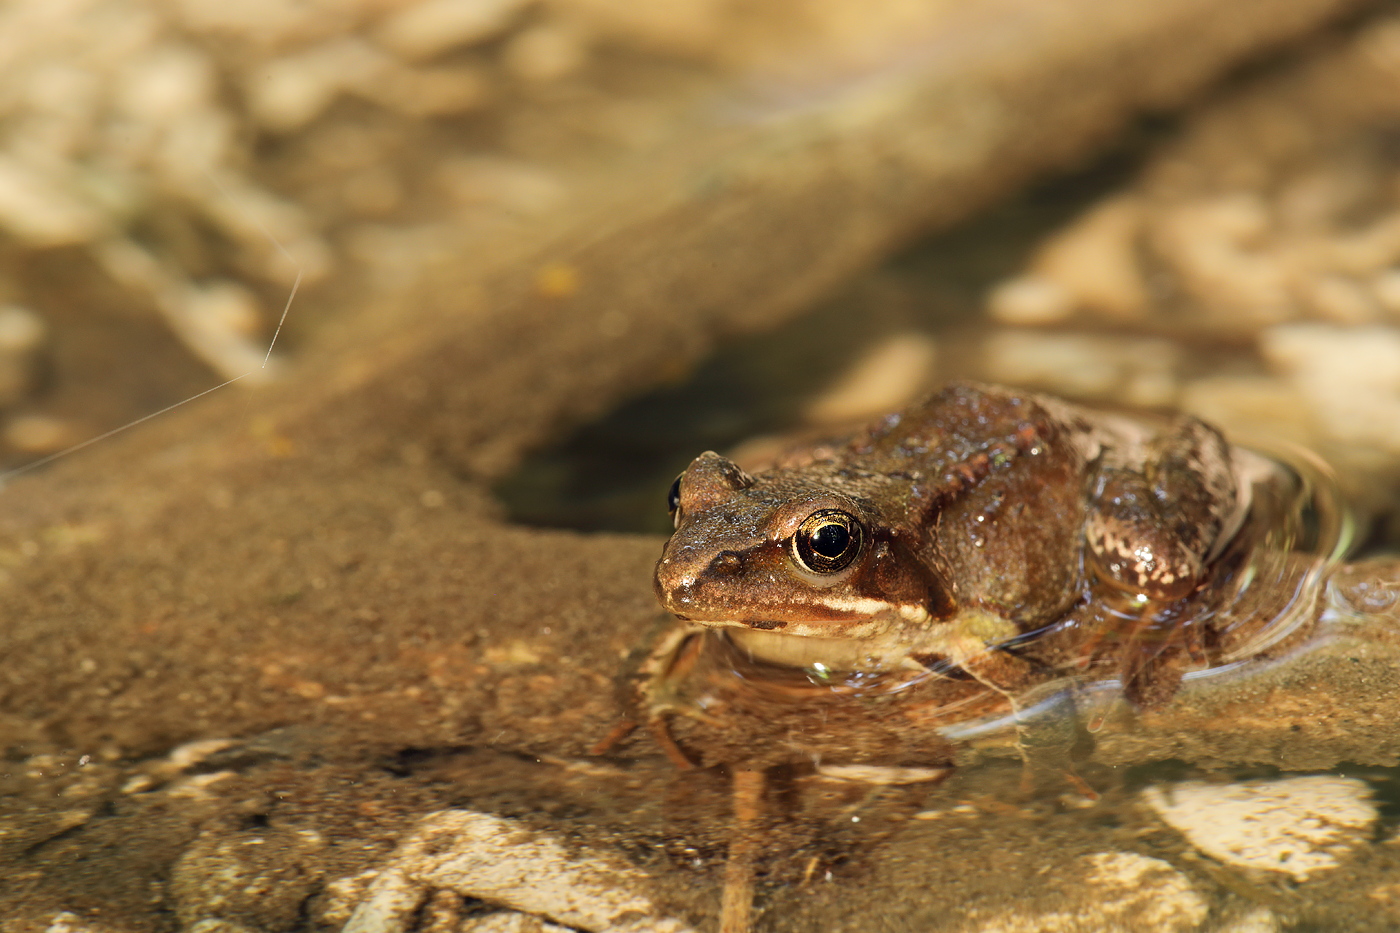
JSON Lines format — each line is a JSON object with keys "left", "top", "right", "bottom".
{"left": 1370, "top": 268, "right": 1400, "bottom": 316}
{"left": 0, "top": 155, "right": 102, "bottom": 247}
{"left": 1214, "top": 906, "right": 1282, "bottom": 933}
{"left": 168, "top": 281, "right": 274, "bottom": 382}
{"left": 164, "top": 738, "right": 237, "bottom": 772}
{"left": 816, "top": 764, "right": 950, "bottom": 785}
{"left": 363, "top": 64, "right": 493, "bottom": 117}
{"left": 246, "top": 38, "right": 390, "bottom": 131}
{"left": 461, "top": 912, "right": 573, "bottom": 932}
{"left": 1144, "top": 776, "right": 1376, "bottom": 881}
{"left": 342, "top": 809, "right": 697, "bottom": 933}
{"left": 113, "top": 43, "right": 215, "bottom": 124}
{"left": 438, "top": 158, "right": 567, "bottom": 216}
{"left": 1178, "top": 375, "right": 1312, "bottom": 447}
{"left": 1151, "top": 193, "right": 1295, "bottom": 327}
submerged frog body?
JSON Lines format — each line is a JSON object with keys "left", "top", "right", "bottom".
{"left": 654, "top": 382, "right": 1257, "bottom": 713}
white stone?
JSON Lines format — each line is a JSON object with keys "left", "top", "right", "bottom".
{"left": 5, "top": 414, "right": 77, "bottom": 454}
{"left": 1151, "top": 193, "right": 1295, "bottom": 326}
{"left": 342, "top": 810, "right": 697, "bottom": 933}
{"left": 1144, "top": 776, "right": 1376, "bottom": 881}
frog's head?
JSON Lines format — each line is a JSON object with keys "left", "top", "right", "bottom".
{"left": 654, "top": 451, "right": 946, "bottom": 639}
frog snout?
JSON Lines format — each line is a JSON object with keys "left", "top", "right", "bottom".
{"left": 654, "top": 548, "right": 746, "bottom": 613}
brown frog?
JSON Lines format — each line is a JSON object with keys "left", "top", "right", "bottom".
{"left": 648, "top": 382, "right": 1260, "bottom": 764}
{"left": 631, "top": 382, "right": 1310, "bottom": 933}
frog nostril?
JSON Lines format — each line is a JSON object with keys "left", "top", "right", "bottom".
{"left": 708, "top": 551, "right": 744, "bottom": 576}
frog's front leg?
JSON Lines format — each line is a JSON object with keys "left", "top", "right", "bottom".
{"left": 933, "top": 613, "right": 1094, "bottom": 798}
{"left": 1084, "top": 417, "right": 1238, "bottom": 705}
{"left": 591, "top": 621, "right": 712, "bottom": 770}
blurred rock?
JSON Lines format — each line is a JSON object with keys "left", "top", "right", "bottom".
{"left": 987, "top": 275, "right": 1076, "bottom": 325}
{"left": 1026, "top": 195, "right": 1150, "bottom": 321}
{"left": 1178, "top": 375, "right": 1313, "bottom": 448}
{"left": 376, "top": 0, "right": 534, "bottom": 61}
{"left": 982, "top": 329, "right": 1179, "bottom": 406}
{"left": 0, "top": 305, "right": 47, "bottom": 408}
{"left": 804, "top": 331, "right": 937, "bottom": 426}
{"left": 4, "top": 413, "right": 77, "bottom": 454}
{"left": 1261, "top": 323, "right": 1400, "bottom": 453}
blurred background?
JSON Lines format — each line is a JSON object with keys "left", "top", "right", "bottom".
{"left": 3, "top": 0, "right": 1399, "bottom": 552}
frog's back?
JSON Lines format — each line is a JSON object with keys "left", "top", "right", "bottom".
{"left": 812, "top": 384, "right": 1097, "bottom": 629}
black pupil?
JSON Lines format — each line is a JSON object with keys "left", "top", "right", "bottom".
{"left": 811, "top": 522, "right": 850, "bottom": 557}
{"left": 667, "top": 476, "right": 682, "bottom": 513}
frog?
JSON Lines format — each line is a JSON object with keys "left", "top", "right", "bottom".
{"left": 644, "top": 382, "right": 1255, "bottom": 779}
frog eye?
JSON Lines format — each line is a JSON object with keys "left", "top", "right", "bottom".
{"left": 666, "top": 474, "right": 683, "bottom": 528}
{"left": 791, "top": 509, "right": 864, "bottom": 574}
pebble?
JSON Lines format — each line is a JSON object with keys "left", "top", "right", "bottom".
{"left": 1177, "top": 375, "right": 1313, "bottom": 448}
{"left": 1299, "top": 273, "right": 1382, "bottom": 325}
{"left": 246, "top": 38, "right": 390, "bottom": 131}
{"left": 437, "top": 157, "right": 567, "bottom": 216}
{"left": 1370, "top": 268, "right": 1400, "bottom": 316}
{"left": 1151, "top": 194, "right": 1295, "bottom": 326}
{"left": 169, "top": 281, "right": 276, "bottom": 383}
{"left": 1144, "top": 776, "right": 1377, "bottom": 881}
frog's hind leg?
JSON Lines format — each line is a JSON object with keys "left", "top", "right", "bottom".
{"left": 1086, "top": 416, "right": 1237, "bottom": 707}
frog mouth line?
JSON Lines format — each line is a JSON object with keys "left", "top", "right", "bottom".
{"left": 744, "top": 619, "right": 788, "bottom": 631}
